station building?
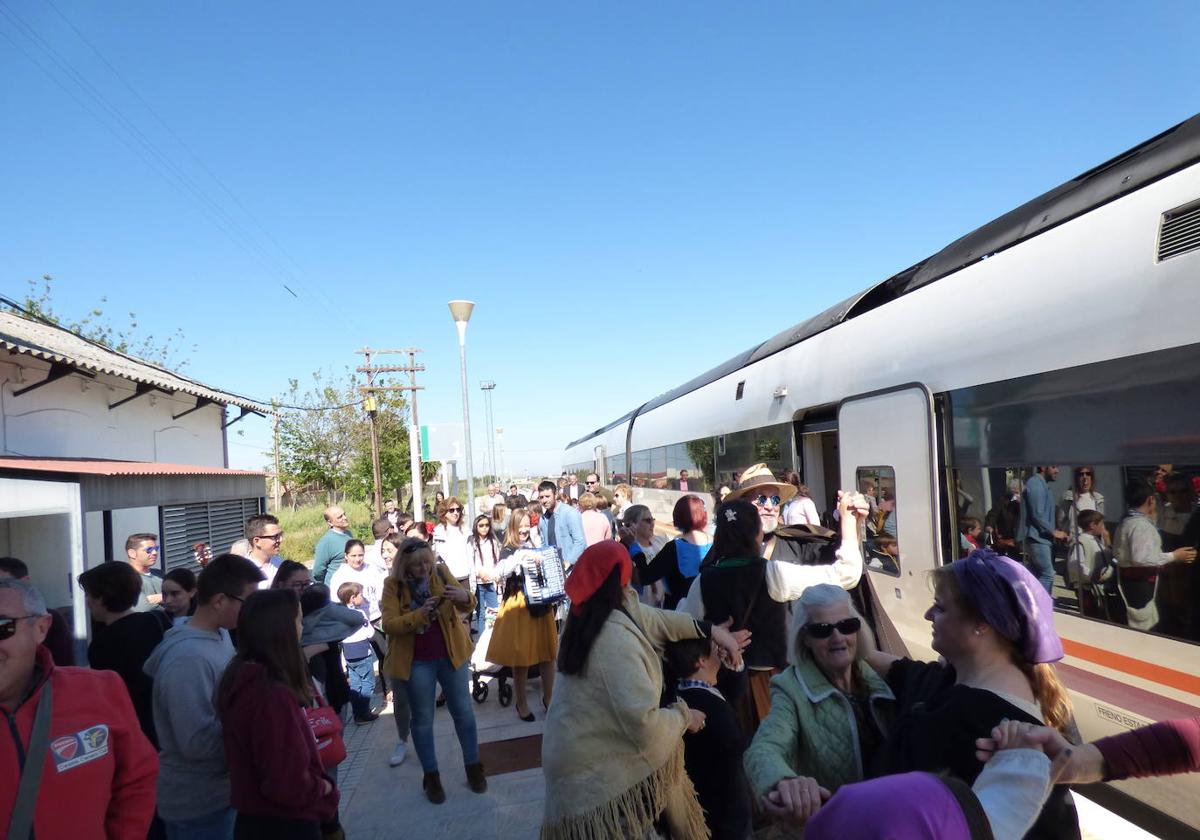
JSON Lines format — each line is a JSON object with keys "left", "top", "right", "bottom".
{"left": 0, "top": 310, "right": 268, "bottom": 653}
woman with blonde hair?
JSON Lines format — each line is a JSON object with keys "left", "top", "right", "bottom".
{"left": 486, "top": 509, "right": 559, "bottom": 721}
{"left": 861, "top": 548, "right": 1078, "bottom": 839}
{"left": 380, "top": 538, "right": 483, "bottom": 804}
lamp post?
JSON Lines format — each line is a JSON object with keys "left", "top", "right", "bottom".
{"left": 448, "top": 300, "right": 477, "bottom": 521}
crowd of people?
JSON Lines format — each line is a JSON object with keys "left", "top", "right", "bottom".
{"left": 2, "top": 466, "right": 1200, "bottom": 840}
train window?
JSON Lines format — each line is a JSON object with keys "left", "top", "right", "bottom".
{"left": 954, "top": 464, "right": 1200, "bottom": 644}
{"left": 716, "top": 423, "right": 793, "bottom": 486}
{"left": 858, "top": 466, "right": 899, "bottom": 576}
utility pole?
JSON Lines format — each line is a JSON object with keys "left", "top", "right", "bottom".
{"left": 271, "top": 399, "right": 281, "bottom": 510}
{"left": 356, "top": 348, "right": 425, "bottom": 519}
{"left": 480, "top": 381, "right": 496, "bottom": 482}
{"left": 407, "top": 350, "right": 425, "bottom": 522}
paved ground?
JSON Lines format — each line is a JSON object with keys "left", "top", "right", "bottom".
{"left": 338, "top": 678, "right": 548, "bottom": 840}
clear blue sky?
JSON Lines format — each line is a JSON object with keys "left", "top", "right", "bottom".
{"left": 2, "top": 2, "right": 1196, "bottom": 475}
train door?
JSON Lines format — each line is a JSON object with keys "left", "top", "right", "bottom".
{"left": 838, "top": 385, "right": 942, "bottom": 658}
{"left": 792, "top": 408, "right": 839, "bottom": 520}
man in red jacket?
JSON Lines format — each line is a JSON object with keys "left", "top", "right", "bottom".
{"left": 0, "top": 578, "right": 158, "bottom": 839}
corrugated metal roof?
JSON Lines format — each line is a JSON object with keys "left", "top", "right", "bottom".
{"left": 0, "top": 456, "right": 265, "bottom": 477}
{"left": 0, "top": 310, "right": 269, "bottom": 413}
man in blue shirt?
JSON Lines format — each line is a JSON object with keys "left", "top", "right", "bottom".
{"left": 1016, "top": 467, "right": 1068, "bottom": 593}
{"left": 537, "top": 480, "right": 586, "bottom": 568}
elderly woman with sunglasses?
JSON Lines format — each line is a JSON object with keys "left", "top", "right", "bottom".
{"left": 744, "top": 584, "right": 895, "bottom": 826}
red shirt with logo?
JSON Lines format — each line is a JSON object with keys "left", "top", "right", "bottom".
{"left": 1, "top": 646, "right": 158, "bottom": 838}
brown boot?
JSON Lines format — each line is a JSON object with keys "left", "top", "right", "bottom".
{"left": 465, "top": 762, "right": 487, "bottom": 794}
{"left": 423, "top": 771, "right": 446, "bottom": 804}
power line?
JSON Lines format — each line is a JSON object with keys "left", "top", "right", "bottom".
{"left": 0, "top": 0, "right": 351, "bottom": 324}
{"left": 0, "top": 291, "right": 362, "bottom": 413}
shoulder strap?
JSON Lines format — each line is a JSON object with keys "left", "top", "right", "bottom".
{"left": 939, "top": 774, "right": 995, "bottom": 840}
{"left": 8, "top": 679, "right": 53, "bottom": 840}
{"left": 739, "top": 570, "right": 764, "bottom": 630}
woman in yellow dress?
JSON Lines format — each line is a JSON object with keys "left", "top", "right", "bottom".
{"left": 486, "top": 508, "right": 558, "bottom": 721}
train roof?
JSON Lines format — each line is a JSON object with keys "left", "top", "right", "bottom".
{"left": 566, "top": 112, "right": 1200, "bottom": 451}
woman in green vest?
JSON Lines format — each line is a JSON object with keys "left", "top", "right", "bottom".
{"left": 743, "top": 583, "right": 895, "bottom": 826}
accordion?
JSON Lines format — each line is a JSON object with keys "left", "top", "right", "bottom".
{"left": 518, "top": 547, "right": 567, "bottom": 608}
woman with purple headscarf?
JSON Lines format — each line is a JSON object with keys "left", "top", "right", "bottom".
{"left": 859, "top": 548, "right": 1080, "bottom": 840}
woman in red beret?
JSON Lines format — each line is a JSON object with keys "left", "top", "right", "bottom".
{"left": 540, "top": 541, "right": 746, "bottom": 840}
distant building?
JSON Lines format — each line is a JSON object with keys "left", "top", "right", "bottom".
{"left": 0, "top": 310, "right": 268, "bottom": 653}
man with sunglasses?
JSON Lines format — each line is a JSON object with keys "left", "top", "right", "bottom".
{"left": 245, "top": 514, "right": 285, "bottom": 589}
{"left": 313, "top": 505, "right": 353, "bottom": 585}
{"left": 0, "top": 578, "right": 159, "bottom": 838}
{"left": 725, "top": 464, "right": 868, "bottom": 576}
{"left": 125, "top": 532, "right": 165, "bottom": 612}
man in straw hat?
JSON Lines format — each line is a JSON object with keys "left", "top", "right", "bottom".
{"left": 729, "top": 463, "right": 868, "bottom": 567}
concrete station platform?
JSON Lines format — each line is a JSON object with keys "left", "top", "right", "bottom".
{"left": 335, "top": 680, "right": 1161, "bottom": 840}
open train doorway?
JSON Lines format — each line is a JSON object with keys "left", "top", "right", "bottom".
{"left": 793, "top": 407, "right": 839, "bottom": 523}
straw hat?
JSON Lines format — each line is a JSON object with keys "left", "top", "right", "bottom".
{"left": 725, "top": 463, "right": 797, "bottom": 505}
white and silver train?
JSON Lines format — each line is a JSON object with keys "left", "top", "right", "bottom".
{"left": 564, "top": 114, "right": 1200, "bottom": 834}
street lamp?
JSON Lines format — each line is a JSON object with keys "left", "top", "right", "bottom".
{"left": 448, "top": 300, "right": 477, "bottom": 521}
{"left": 480, "top": 381, "right": 497, "bottom": 482}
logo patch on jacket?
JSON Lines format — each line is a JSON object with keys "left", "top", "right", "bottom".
{"left": 50, "top": 725, "right": 109, "bottom": 772}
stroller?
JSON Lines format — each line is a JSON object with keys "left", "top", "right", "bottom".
{"left": 469, "top": 602, "right": 515, "bottom": 706}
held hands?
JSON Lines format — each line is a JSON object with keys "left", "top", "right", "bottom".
{"left": 1172, "top": 547, "right": 1197, "bottom": 563}
{"left": 686, "top": 709, "right": 707, "bottom": 733}
{"left": 421, "top": 596, "right": 440, "bottom": 618}
{"left": 836, "top": 490, "right": 870, "bottom": 522}
{"left": 616, "top": 524, "right": 636, "bottom": 547}
{"left": 761, "top": 776, "right": 831, "bottom": 826}
{"left": 974, "top": 719, "right": 1104, "bottom": 785}
{"left": 711, "top": 619, "right": 748, "bottom": 670}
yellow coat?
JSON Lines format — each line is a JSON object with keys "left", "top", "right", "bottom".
{"left": 379, "top": 563, "right": 476, "bottom": 680}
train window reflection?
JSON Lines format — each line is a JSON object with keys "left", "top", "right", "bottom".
{"left": 954, "top": 464, "right": 1200, "bottom": 644}
{"left": 858, "top": 467, "right": 899, "bottom": 576}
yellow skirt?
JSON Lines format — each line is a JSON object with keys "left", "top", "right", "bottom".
{"left": 486, "top": 590, "right": 558, "bottom": 667}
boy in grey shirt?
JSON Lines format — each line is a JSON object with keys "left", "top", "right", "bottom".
{"left": 144, "top": 554, "right": 264, "bottom": 838}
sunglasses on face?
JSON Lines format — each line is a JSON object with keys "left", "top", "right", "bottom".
{"left": 447, "top": 507, "right": 462, "bottom": 513}
{"left": 754, "top": 495, "right": 781, "bottom": 507}
{"left": 804, "top": 617, "right": 861, "bottom": 639}
{"left": 143, "top": 545, "right": 160, "bottom": 554}
{"left": 0, "top": 615, "right": 39, "bottom": 640}
{"left": 256, "top": 533, "right": 284, "bottom": 542}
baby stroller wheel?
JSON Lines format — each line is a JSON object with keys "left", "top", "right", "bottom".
{"left": 498, "top": 679, "right": 513, "bottom": 707}
{"left": 472, "top": 679, "right": 489, "bottom": 703}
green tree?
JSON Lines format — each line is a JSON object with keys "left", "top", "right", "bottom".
{"left": 276, "top": 370, "right": 360, "bottom": 499}
{"left": 8, "top": 275, "right": 195, "bottom": 369}
{"left": 277, "top": 370, "right": 440, "bottom": 508}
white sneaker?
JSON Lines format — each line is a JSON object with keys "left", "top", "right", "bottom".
{"left": 389, "top": 742, "right": 408, "bottom": 767}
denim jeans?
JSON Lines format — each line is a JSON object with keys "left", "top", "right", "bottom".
{"left": 165, "top": 808, "right": 236, "bottom": 840}
{"left": 404, "top": 658, "right": 479, "bottom": 773}
{"left": 371, "top": 627, "right": 410, "bottom": 742}
{"left": 1024, "top": 539, "right": 1055, "bottom": 594}
{"left": 346, "top": 652, "right": 377, "bottom": 717}
{"left": 473, "top": 583, "right": 499, "bottom": 635}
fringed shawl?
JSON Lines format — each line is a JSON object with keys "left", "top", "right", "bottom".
{"left": 541, "top": 589, "right": 710, "bottom": 840}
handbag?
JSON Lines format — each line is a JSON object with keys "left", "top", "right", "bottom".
{"left": 305, "top": 691, "right": 347, "bottom": 771}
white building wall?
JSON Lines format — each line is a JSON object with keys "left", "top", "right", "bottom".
{"left": 0, "top": 356, "right": 226, "bottom": 466}
{"left": 0, "top": 477, "right": 83, "bottom": 611}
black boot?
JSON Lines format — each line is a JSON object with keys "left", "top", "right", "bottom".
{"left": 423, "top": 771, "right": 446, "bottom": 804}
{"left": 465, "top": 762, "right": 487, "bottom": 794}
